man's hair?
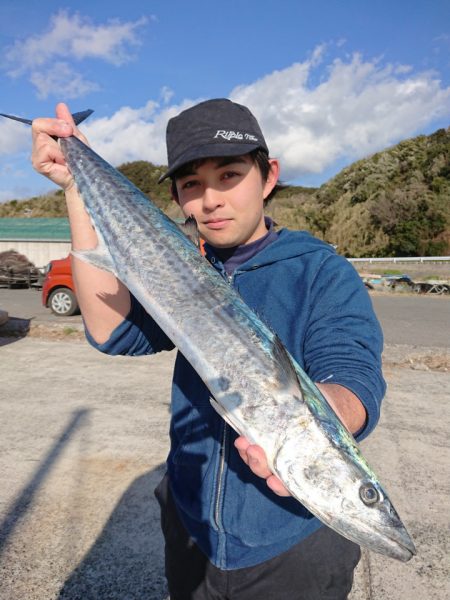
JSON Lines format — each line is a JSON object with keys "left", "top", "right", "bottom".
{"left": 170, "top": 149, "right": 282, "bottom": 207}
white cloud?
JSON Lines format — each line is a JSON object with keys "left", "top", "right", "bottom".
{"left": 81, "top": 49, "right": 450, "bottom": 180}
{"left": 160, "top": 86, "right": 175, "bottom": 105}
{"left": 1, "top": 47, "right": 449, "bottom": 190}
{"left": 81, "top": 99, "right": 198, "bottom": 166}
{"left": 30, "top": 62, "right": 101, "bottom": 100}
{"left": 4, "top": 10, "right": 147, "bottom": 98}
{"left": 230, "top": 50, "right": 450, "bottom": 180}
{"left": 79, "top": 46, "right": 450, "bottom": 181}
{"left": 0, "top": 119, "right": 31, "bottom": 156}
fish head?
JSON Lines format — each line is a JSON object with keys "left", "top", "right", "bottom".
{"left": 273, "top": 424, "right": 417, "bottom": 561}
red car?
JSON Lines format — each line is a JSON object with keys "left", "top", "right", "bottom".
{"left": 42, "top": 255, "right": 79, "bottom": 316}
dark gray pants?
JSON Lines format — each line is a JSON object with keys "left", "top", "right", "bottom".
{"left": 155, "top": 476, "right": 361, "bottom": 600}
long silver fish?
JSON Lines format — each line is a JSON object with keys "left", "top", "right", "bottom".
{"left": 2, "top": 111, "right": 416, "bottom": 561}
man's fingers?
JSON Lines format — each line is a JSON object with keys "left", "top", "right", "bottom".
{"left": 246, "top": 445, "right": 273, "bottom": 479}
{"left": 234, "top": 437, "right": 291, "bottom": 497}
{"left": 266, "top": 475, "right": 291, "bottom": 497}
{"left": 234, "top": 436, "right": 250, "bottom": 465}
{"left": 55, "top": 102, "right": 75, "bottom": 126}
{"left": 32, "top": 102, "right": 89, "bottom": 147}
{"left": 234, "top": 438, "right": 272, "bottom": 478}
{"left": 31, "top": 117, "right": 73, "bottom": 142}
{"left": 32, "top": 138, "right": 66, "bottom": 174}
{"left": 55, "top": 102, "right": 89, "bottom": 145}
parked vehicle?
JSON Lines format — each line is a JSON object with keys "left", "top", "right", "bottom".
{"left": 42, "top": 256, "right": 79, "bottom": 316}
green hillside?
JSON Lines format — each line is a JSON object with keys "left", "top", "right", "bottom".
{"left": 0, "top": 126, "right": 449, "bottom": 256}
{"left": 310, "top": 127, "right": 450, "bottom": 256}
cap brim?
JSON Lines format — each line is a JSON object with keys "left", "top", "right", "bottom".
{"left": 157, "top": 142, "right": 264, "bottom": 183}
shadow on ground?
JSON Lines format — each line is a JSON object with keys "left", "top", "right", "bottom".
{"left": 57, "top": 465, "right": 168, "bottom": 600}
{"left": 0, "top": 410, "right": 90, "bottom": 559}
{"left": 0, "top": 408, "right": 168, "bottom": 600}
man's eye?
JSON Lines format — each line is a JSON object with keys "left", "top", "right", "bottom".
{"left": 222, "top": 171, "right": 239, "bottom": 180}
{"left": 182, "top": 180, "right": 198, "bottom": 190}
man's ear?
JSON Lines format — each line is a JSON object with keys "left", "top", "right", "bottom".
{"left": 263, "top": 159, "right": 280, "bottom": 199}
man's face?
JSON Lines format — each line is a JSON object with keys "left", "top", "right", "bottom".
{"left": 174, "top": 155, "right": 279, "bottom": 248}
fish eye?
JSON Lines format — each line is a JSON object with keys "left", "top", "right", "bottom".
{"left": 359, "top": 483, "right": 379, "bottom": 505}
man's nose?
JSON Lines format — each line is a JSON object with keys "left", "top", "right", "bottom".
{"left": 203, "top": 186, "right": 225, "bottom": 210}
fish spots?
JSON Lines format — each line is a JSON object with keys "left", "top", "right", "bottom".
{"left": 214, "top": 376, "right": 230, "bottom": 392}
{"left": 303, "top": 463, "right": 322, "bottom": 481}
{"left": 298, "top": 415, "right": 312, "bottom": 429}
{"left": 221, "top": 303, "right": 237, "bottom": 319}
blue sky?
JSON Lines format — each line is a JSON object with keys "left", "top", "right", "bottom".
{"left": 0, "top": 0, "right": 449, "bottom": 201}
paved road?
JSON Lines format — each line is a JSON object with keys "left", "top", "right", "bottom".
{"left": 1, "top": 288, "right": 449, "bottom": 347}
{"left": 0, "top": 287, "right": 78, "bottom": 326}
{"left": 370, "top": 293, "right": 449, "bottom": 347}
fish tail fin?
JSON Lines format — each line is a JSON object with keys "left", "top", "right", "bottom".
{"left": 0, "top": 113, "right": 33, "bottom": 126}
{"left": 71, "top": 109, "right": 94, "bottom": 126}
{"left": 0, "top": 109, "right": 94, "bottom": 127}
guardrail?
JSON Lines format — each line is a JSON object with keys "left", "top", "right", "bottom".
{"left": 348, "top": 256, "right": 450, "bottom": 263}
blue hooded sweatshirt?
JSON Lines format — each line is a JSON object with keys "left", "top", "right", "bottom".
{"left": 87, "top": 228, "right": 386, "bottom": 570}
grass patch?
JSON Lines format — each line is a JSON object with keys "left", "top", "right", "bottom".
{"left": 367, "top": 269, "right": 405, "bottom": 276}
{"left": 63, "top": 326, "right": 78, "bottom": 336}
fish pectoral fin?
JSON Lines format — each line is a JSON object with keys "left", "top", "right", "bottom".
{"left": 71, "top": 247, "right": 117, "bottom": 276}
{"left": 179, "top": 215, "right": 200, "bottom": 248}
{"left": 272, "top": 335, "right": 304, "bottom": 398}
{"left": 209, "top": 396, "right": 245, "bottom": 437}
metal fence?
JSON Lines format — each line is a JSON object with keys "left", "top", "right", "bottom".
{"left": 348, "top": 256, "right": 450, "bottom": 263}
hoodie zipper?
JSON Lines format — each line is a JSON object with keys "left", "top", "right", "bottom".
{"left": 214, "top": 421, "right": 228, "bottom": 529}
{"left": 212, "top": 266, "right": 234, "bottom": 531}
{"left": 211, "top": 263, "right": 260, "bottom": 532}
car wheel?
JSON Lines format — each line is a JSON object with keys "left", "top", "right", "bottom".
{"left": 48, "top": 288, "right": 79, "bottom": 316}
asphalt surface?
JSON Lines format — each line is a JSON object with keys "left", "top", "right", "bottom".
{"left": 0, "top": 288, "right": 449, "bottom": 599}
{"left": 0, "top": 287, "right": 449, "bottom": 347}
{"left": 0, "top": 287, "right": 78, "bottom": 326}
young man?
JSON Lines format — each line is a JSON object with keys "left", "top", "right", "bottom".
{"left": 31, "top": 99, "right": 385, "bottom": 599}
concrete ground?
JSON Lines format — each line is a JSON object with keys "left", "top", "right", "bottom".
{"left": 0, "top": 291, "right": 449, "bottom": 599}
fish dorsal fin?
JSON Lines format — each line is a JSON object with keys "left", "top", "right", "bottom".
{"left": 272, "top": 334, "right": 304, "bottom": 398}
{"left": 179, "top": 215, "right": 200, "bottom": 248}
{"left": 0, "top": 110, "right": 93, "bottom": 128}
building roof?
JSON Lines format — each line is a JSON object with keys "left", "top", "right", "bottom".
{"left": 0, "top": 218, "right": 70, "bottom": 241}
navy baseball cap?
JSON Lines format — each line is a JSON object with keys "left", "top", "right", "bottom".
{"left": 158, "top": 98, "right": 269, "bottom": 183}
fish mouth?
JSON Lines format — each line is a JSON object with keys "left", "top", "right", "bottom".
{"left": 390, "top": 530, "right": 417, "bottom": 562}
{"left": 340, "top": 521, "right": 417, "bottom": 562}
{"left": 363, "top": 520, "right": 417, "bottom": 562}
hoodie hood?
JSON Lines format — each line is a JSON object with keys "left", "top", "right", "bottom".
{"left": 205, "top": 228, "right": 337, "bottom": 273}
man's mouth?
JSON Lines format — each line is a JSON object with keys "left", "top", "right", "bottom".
{"left": 204, "top": 218, "right": 232, "bottom": 229}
